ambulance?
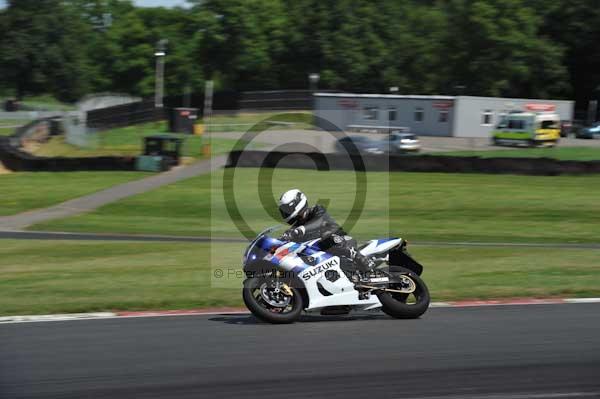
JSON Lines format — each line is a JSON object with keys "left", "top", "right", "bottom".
{"left": 492, "top": 104, "right": 561, "bottom": 147}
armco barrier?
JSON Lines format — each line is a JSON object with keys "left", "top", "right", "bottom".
{"left": 226, "top": 150, "right": 600, "bottom": 175}
{"left": 86, "top": 99, "right": 165, "bottom": 130}
{"left": 0, "top": 136, "right": 135, "bottom": 171}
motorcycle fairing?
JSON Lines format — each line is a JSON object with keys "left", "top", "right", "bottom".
{"left": 359, "top": 238, "right": 403, "bottom": 256}
{"left": 252, "top": 236, "right": 334, "bottom": 274}
{"left": 249, "top": 236, "right": 382, "bottom": 311}
{"left": 298, "top": 255, "right": 381, "bottom": 310}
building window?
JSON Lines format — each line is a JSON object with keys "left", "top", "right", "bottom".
{"left": 438, "top": 110, "right": 449, "bottom": 122}
{"left": 481, "top": 110, "right": 493, "bottom": 126}
{"left": 414, "top": 107, "right": 424, "bottom": 122}
{"left": 363, "top": 107, "right": 378, "bottom": 120}
{"left": 388, "top": 108, "right": 397, "bottom": 121}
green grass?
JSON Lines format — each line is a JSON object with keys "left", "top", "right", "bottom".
{"left": 32, "top": 169, "right": 600, "bottom": 244}
{"left": 0, "top": 239, "right": 598, "bottom": 315}
{"left": 31, "top": 121, "right": 259, "bottom": 158}
{"left": 19, "top": 94, "right": 76, "bottom": 111}
{"left": 0, "top": 119, "right": 30, "bottom": 136}
{"left": 0, "top": 126, "right": 14, "bottom": 136}
{"left": 204, "top": 111, "right": 313, "bottom": 132}
{"left": 432, "top": 146, "right": 600, "bottom": 161}
{"left": 0, "top": 172, "right": 150, "bottom": 216}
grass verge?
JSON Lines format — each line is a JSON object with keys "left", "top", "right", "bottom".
{"left": 0, "top": 119, "right": 30, "bottom": 136}
{"left": 19, "top": 94, "right": 76, "bottom": 111}
{"left": 31, "top": 121, "right": 259, "bottom": 158}
{"left": 431, "top": 146, "right": 600, "bottom": 161}
{"left": 204, "top": 111, "right": 313, "bottom": 132}
{"left": 31, "top": 169, "right": 600, "bottom": 244}
{"left": 0, "top": 239, "right": 598, "bottom": 316}
{"left": 0, "top": 171, "right": 151, "bottom": 216}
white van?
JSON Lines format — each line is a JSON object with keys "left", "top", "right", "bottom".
{"left": 492, "top": 112, "right": 561, "bottom": 147}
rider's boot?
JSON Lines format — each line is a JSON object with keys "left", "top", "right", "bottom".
{"left": 353, "top": 252, "right": 376, "bottom": 282}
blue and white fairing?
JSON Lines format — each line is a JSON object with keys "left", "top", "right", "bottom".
{"left": 243, "top": 231, "right": 405, "bottom": 311}
{"left": 244, "top": 235, "right": 335, "bottom": 275}
{"left": 359, "top": 238, "right": 404, "bottom": 257}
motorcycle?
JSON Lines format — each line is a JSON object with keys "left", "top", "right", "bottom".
{"left": 242, "top": 226, "right": 430, "bottom": 324}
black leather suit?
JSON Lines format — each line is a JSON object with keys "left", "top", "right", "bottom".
{"left": 282, "top": 205, "right": 370, "bottom": 271}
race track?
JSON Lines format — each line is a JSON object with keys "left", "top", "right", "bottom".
{"left": 2, "top": 303, "right": 600, "bottom": 398}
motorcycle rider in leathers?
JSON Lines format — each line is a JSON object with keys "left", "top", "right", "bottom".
{"left": 278, "top": 189, "right": 375, "bottom": 274}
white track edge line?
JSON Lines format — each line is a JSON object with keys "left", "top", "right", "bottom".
{"left": 2, "top": 299, "right": 600, "bottom": 324}
{"left": 564, "top": 298, "right": 600, "bottom": 303}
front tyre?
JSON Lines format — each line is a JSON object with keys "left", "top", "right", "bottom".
{"left": 378, "top": 272, "right": 430, "bottom": 319}
{"left": 242, "top": 277, "right": 303, "bottom": 324}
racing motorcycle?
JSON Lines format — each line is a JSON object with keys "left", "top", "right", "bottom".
{"left": 242, "top": 226, "right": 430, "bottom": 324}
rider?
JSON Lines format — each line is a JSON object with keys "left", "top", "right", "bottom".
{"left": 278, "top": 189, "right": 375, "bottom": 273}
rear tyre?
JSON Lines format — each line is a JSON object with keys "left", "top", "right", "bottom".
{"left": 242, "top": 277, "right": 303, "bottom": 324}
{"left": 378, "top": 272, "right": 430, "bottom": 319}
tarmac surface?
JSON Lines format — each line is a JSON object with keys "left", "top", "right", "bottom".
{"left": 2, "top": 303, "right": 599, "bottom": 398}
{"left": 207, "top": 130, "right": 600, "bottom": 153}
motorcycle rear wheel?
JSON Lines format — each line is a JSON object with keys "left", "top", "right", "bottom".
{"left": 378, "top": 271, "right": 430, "bottom": 319}
{"left": 242, "top": 277, "right": 303, "bottom": 324}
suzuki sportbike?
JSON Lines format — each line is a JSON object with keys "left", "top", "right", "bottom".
{"left": 242, "top": 226, "right": 430, "bottom": 324}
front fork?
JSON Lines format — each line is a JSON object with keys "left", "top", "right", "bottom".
{"left": 274, "top": 270, "right": 293, "bottom": 297}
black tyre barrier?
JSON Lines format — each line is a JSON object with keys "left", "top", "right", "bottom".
{"left": 226, "top": 150, "right": 600, "bottom": 176}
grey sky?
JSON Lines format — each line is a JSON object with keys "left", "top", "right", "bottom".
{"left": 0, "top": 1, "right": 191, "bottom": 9}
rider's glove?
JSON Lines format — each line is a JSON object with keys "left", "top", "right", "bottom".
{"left": 281, "top": 226, "right": 305, "bottom": 241}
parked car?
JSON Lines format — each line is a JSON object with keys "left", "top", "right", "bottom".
{"left": 560, "top": 120, "right": 573, "bottom": 137}
{"left": 335, "top": 135, "right": 386, "bottom": 155}
{"left": 389, "top": 132, "right": 421, "bottom": 152}
{"left": 335, "top": 132, "right": 421, "bottom": 155}
{"left": 575, "top": 122, "right": 600, "bottom": 139}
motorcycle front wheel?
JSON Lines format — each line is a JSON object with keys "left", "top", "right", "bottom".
{"left": 242, "top": 277, "right": 303, "bottom": 324}
{"left": 378, "top": 271, "right": 430, "bottom": 319}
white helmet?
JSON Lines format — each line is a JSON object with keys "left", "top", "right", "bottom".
{"left": 278, "top": 189, "right": 308, "bottom": 224}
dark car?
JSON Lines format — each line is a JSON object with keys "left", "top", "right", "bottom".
{"left": 336, "top": 133, "right": 421, "bottom": 155}
{"left": 335, "top": 135, "right": 387, "bottom": 155}
{"left": 575, "top": 122, "right": 600, "bottom": 139}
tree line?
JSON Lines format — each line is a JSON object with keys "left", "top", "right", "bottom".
{"left": 1, "top": 0, "right": 599, "bottom": 108}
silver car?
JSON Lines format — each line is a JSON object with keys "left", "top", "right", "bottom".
{"left": 389, "top": 132, "right": 420, "bottom": 153}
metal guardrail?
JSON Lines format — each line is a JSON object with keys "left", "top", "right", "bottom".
{"left": 86, "top": 100, "right": 164, "bottom": 130}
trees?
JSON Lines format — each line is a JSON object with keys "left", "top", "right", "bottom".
{"left": 191, "top": 0, "right": 288, "bottom": 90}
{"left": 378, "top": 1, "right": 448, "bottom": 94}
{"left": 319, "top": 0, "right": 388, "bottom": 91}
{"left": 81, "top": 2, "right": 197, "bottom": 98}
{"left": 0, "top": 0, "right": 92, "bottom": 101}
{"left": 536, "top": 0, "right": 600, "bottom": 106}
{"left": 0, "top": 0, "right": 597, "bottom": 106}
{"left": 441, "top": 0, "right": 569, "bottom": 98}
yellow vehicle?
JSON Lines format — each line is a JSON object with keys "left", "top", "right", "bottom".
{"left": 492, "top": 111, "right": 561, "bottom": 147}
